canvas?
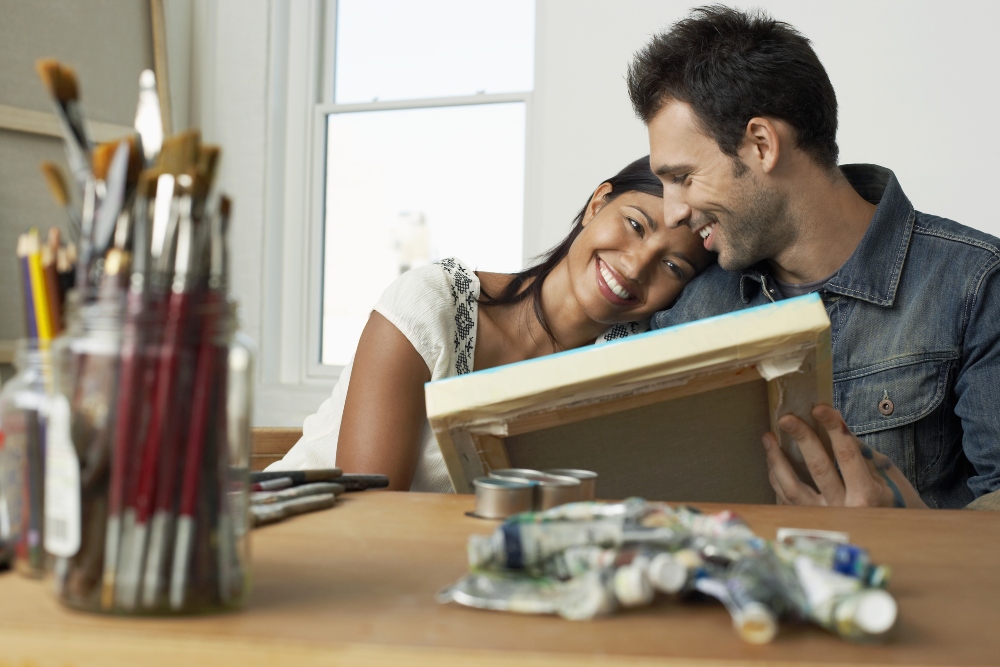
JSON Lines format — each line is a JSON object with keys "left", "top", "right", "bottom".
{"left": 425, "top": 294, "right": 833, "bottom": 503}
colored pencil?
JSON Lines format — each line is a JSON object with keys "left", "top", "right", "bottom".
{"left": 16, "top": 236, "right": 39, "bottom": 339}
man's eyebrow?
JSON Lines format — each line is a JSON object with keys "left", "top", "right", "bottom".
{"left": 627, "top": 205, "right": 658, "bottom": 231}
{"left": 653, "top": 163, "right": 694, "bottom": 177}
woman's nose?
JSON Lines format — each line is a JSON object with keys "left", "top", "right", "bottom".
{"left": 622, "top": 244, "right": 659, "bottom": 283}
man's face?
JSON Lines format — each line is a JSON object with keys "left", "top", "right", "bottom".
{"left": 647, "top": 100, "right": 792, "bottom": 271}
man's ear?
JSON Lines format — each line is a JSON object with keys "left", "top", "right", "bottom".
{"left": 582, "top": 182, "right": 615, "bottom": 227}
{"left": 742, "top": 117, "right": 782, "bottom": 174}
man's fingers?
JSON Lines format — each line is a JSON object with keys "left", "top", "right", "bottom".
{"left": 811, "top": 405, "right": 882, "bottom": 507}
{"left": 763, "top": 433, "right": 823, "bottom": 505}
{"left": 777, "top": 414, "right": 846, "bottom": 505}
{"left": 768, "top": 468, "right": 792, "bottom": 504}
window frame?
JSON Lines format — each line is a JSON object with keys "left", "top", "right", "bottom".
{"left": 263, "top": 0, "right": 535, "bottom": 398}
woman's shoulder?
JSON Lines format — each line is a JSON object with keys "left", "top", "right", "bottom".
{"left": 376, "top": 258, "right": 480, "bottom": 313}
{"left": 374, "top": 258, "right": 480, "bottom": 378}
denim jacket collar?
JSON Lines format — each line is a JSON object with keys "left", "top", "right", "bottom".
{"left": 739, "top": 164, "right": 915, "bottom": 307}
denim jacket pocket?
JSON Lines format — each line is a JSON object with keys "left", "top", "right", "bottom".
{"left": 834, "top": 354, "right": 954, "bottom": 481}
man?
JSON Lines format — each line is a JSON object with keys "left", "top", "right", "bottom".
{"left": 627, "top": 5, "right": 1000, "bottom": 509}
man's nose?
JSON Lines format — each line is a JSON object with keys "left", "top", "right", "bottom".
{"left": 663, "top": 197, "right": 692, "bottom": 229}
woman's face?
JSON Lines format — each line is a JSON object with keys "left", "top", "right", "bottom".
{"left": 567, "top": 183, "right": 713, "bottom": 324}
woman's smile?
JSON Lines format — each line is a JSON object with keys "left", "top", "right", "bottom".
{"left": 595, "top": 257, "right": 637, "bottom": 304}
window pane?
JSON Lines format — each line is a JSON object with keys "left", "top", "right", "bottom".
{"left": 334, "top": 0, "right": 535, "bottom": 103}
{"left": 321, "top": 103, "right": 526, "bottom": 365}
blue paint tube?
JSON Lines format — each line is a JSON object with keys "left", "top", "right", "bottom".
{"left": 776, "top": 532, "right": 891, "bottom": 588}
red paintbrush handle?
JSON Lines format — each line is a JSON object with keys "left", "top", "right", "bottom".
{"left": 106, "top": 290, "right": 145, "bottom": 516}
{"left": 178, "top": 292, "right": 221, "bottom": 517}
{"left": 133, "top": 290, "right": 189, "bottom": 524}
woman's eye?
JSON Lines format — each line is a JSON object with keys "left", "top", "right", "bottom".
{"left": 627, "top": 217, "right": 644, "bottom": 237}
{"left": 664, "top": 260, "right": 687, "bottom": 280}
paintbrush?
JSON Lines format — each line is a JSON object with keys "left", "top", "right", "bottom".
{"left": 251, "top": 494, "right": 337, "bottom": 528}
{"left": 40, "top": 161, "right": 82, "bottom": 240}
{"left": 169, "top": 191, "right": 227, "bottom": 610}
{"left": 78, "top": 141, "right": 118, "bottom": 292}
{"left": 251, "top": 482, "right": 345, "bottom": 505}
{"left": 99, "top": 174, "right": 159, "bottom": 610}
{"left": 142, "top": 176, "right": 201, "bottom": 608}
{"left": 36, "top": 60, "right": 91, "bottom": 190}
{"left": 134, "top": 70, "right": 164, "bottom": 167}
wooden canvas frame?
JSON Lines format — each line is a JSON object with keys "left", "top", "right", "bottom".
{"left": 426, "top": 294, "right": 833, "bottom": 502}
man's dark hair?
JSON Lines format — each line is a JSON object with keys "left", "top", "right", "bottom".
{"left": 627, "top": 5, "right": 839, "bottom": 169}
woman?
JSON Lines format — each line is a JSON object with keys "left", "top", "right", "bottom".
{"left": 270, "top": 157, "right": 713, "bottom": 490}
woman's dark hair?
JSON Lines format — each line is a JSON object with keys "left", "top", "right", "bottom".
{"left": 626, "top": 5, "right": 839, "bottom": 169}
{"left": 479, "top": 156, "right": 663, "bottom": 339}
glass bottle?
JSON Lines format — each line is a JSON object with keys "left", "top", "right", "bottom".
{"left": 0, "top": 340, "right": 52, "bottom": 577}
{"left": 47, "top": 290, "right": 254, "bottom": 614}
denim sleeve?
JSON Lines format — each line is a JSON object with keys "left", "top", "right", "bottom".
{"left": 953, "top": 256, "right": 1000, "bottom": 497}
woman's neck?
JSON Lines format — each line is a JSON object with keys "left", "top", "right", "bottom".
{"left": 539, "top": 260, "right": 610, "bottom": 349}
{"left": 474, "top": 264, "right": 607, "bottom": 371}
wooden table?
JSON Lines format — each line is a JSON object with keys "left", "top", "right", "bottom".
{"left": 1, "top": 492, "right": 997, "bottom": 666}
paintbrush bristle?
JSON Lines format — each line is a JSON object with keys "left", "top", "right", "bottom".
{"left": 126, "top": 136, "right": 143, "bottom": 186}
{"left": 92, "top": 142, "right": 119, "bottom": 182}
{"left": 40, "top": 161, "right": 70, "bottom": 206}
{"left": 35, "top": 59, "right": 63, "bottom": 99}
{"left": 197, "top": 145, "right": 221, "bottom": 187}
{"left": 59, "top": 64, "right": 80, "bottom": 102}
{"left": 157, "top": 130, "right": 201, "bottom": 175}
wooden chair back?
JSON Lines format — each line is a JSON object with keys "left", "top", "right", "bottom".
{"left": 250, "top": 427, "right": 303, "bottom": 471}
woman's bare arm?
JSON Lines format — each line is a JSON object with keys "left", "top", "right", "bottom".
{"left": 335, "top": 311, "right": 431, "bottom": 490}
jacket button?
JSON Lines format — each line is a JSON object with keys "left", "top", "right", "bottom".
{"left": 878, "top": 398, "right": 894, "bottom": 416}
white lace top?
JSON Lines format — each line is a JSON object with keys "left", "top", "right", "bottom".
{"left": 268, "top": 258, "right": 646, "bottom": 492}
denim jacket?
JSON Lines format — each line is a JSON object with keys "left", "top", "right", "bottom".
{"left": 651, "top": 164, "right": 1000, "bottom": 509}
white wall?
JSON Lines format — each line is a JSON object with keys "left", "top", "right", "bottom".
{"left": 527, "top": 0, "right": 1000, "bottom": 258}
{"left": 189, "top": 0, "right": 1000, "bottom": 425}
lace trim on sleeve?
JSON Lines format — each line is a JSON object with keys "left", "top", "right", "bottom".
{"left": 437, "top": 258, "right": 478, "bottom": 375}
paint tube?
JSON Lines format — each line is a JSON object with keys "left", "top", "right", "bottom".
{"left": 776, "top": 533, "right": 890, "bottom": 587}
{"left": 437, "top": 569, "right": 617, "bottom": 621}
{"left": 695, "top": 576, "right": 779, "bottom": 645}
{"left": 468, "top": 515, "right": 684, "bottom": 571}
{"left": 695, "top": 552, "right": 806, "bottom": 644}
{"left": 646, "top": 548, "right": 707, "bottom": 594}
{"left": 793, "top": 556, "right": 897, "bottom": 641}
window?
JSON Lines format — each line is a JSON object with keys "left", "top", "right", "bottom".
{"left": 319, "top": 0, "right": 536, "bottom": 365}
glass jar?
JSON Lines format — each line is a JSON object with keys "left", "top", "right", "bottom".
{"left": 47, "top": 289, "right": 254, "bottom": 614}
{"left": 0, "top": 340, "right": 52, "bottom": 577}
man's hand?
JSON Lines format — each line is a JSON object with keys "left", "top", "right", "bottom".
{"left": 762, "top": 404, "right": 927, "bottom": 508}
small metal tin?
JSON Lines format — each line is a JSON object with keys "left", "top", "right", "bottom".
{"left": 489, "top": 469, "right": 548, "bottom": 482}
{"left": 535, "top": 474, "right": 581, "bottom": 509}
{"left": 472, "top": 477, "right": 535, "bottom": 519}
{"left": 542, "top": 469, "right": 597, "bottom": 500}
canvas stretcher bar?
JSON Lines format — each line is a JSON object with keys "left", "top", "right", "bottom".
{"left": 426, "top": 294, "right": 833, "bottom": 500}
